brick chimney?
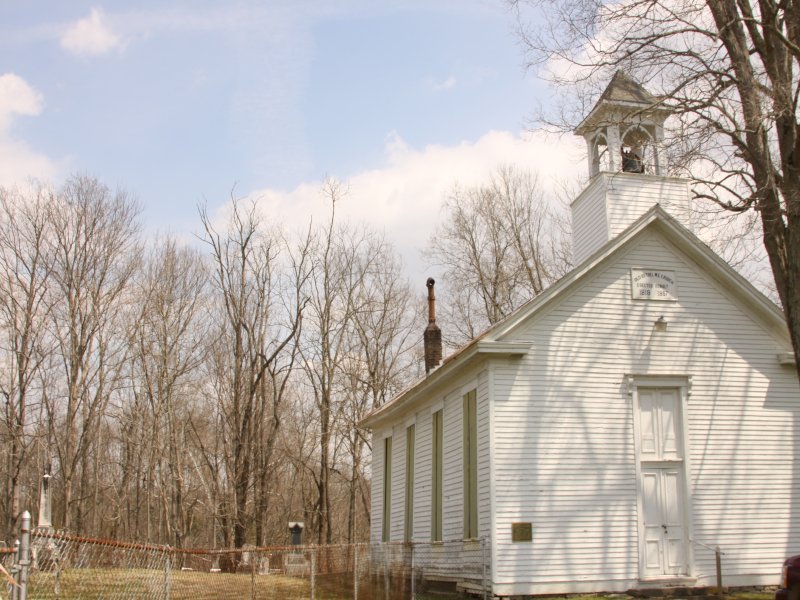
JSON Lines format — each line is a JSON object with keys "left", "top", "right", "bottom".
{"left": 424, "top": 278, "right": 442, "bottom": 374}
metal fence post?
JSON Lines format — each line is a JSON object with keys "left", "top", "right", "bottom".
{"left": 54, "top": 554, "right": 61, "bottom": 600}
{"left": 384, "top": 544, "right": 390, "bottom": 600}
{"left": 250, "top": 559, "right": 256, "bottom": 600}
{"left": 163, "top": 550, "right": 172, "bottom": 600}
{"left": 10, "top": 539, "right": 20, "bottom": 600}
{"left": 310, "top": 548, "right": 316, "bottom": 600}
{"left": 716, "top": 545, "right": 723, "bottom": 598}
{"left": 410, "top": 543, "right": 415, "bottom": 600}
{"left": 353, "top": 544, "right": 359, "bottom": 600}
{"left": 18, "top": 511, "right": 30, "bottom": 600}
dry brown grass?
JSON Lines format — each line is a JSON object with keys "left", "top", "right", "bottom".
{"left": 532, "top": 592, "right": 774, "bottom": 600}
{"left": 24, "top": 567, "right": 349, "bottom": 599}
{"left": 20, "top": 569, "right": 777, "bottom": 600}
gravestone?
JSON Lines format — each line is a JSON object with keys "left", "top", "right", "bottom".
{"left": 288, "top": 522, "right": 304, "bottom": 546}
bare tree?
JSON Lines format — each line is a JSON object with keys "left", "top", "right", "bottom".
{"left": 45, "top": 175, "right": 141, "bottom": 532}
{"left": 126, "top": 237, "right": 208, "bottom": 547}
{"left": 341, "top": 244, "right": 417, "bottom": 542}
{"left": 300, "top": 181, "right": 355, "bottom": 545}
{"left": 275, "top": 389, "right": 322, "bottom": 540}
{"left": 200, "top": 199, "right": 303, "bottom": 550}
{"left": 425, "top": 165, "right": 571, "bottom": 345}
{"left": 511, "top": 0, "right": 800, "bottom": 375}
{"left": 0, "top": 173, "right": 426, "bottom": 545}
{"left": 252, "top": 228, "right": 311, "bottom": 546}
{"left": 0, "top": 183, "right": 54, "bottom": 541}
{"left": 299, "top": 180, "right": 404, "bottom": 543}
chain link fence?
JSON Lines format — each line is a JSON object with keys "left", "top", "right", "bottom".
{"left": 1, "top": 518, "right": 489, "bottom": 599}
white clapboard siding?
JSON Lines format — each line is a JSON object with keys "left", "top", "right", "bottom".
{"left": 391, "top": 423, "right": 405, "bottom": 541}
{"left": 410, "top": 406, "right": 430, "bottom": 541}
{"left": 372, "top": 377, "right": 491, "bottom": 545}
{"left": 604, "top": 175, "right": 691, "bottom": 239}
{"left": 571, "top": 176, "right": 609, "bottom": 266}
{"left": 489, "top": 226, "right": 798, "bottom": 593}
{"left": 491, "top": 356, "right": 638, "bottom": 586}
{"left": 367, "top": 212, "right": 798, "bottom": 595}
{"left": 572, "top": 173, "right": 690, "bottom": 264}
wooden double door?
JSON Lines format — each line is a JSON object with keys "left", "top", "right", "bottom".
{"left": 637, "top": 387, "right": 688, "bottom": 579}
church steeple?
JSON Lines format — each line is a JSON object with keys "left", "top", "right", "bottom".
{"left": 575, "top": 71, "right": 671, "bottom": 178}
{"left": 570, "top": 73, "right": 692, "bottom": 265}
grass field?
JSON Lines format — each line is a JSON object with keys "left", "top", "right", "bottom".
{"left": 24, "top": 568, "right": 340, "bottom": 599}
{"left": 17, "top": 569, "right": 779, "bottom": 600}
{"left": 532, "top": 593, "right": 774, "bottom": 600}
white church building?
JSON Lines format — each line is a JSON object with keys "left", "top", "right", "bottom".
{"left": 360, "top": 72, "right": 800, "bottom": 597}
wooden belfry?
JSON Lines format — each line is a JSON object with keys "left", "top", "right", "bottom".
{"left": 575, "top": 71, "right": 671, "bottom": 178}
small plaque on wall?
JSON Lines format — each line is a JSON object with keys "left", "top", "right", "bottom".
{"left": 511, "top": 522, "right": 532, "bottom": 542}
{"left": 631, "top": 269, "right": 677, "bottom": 301}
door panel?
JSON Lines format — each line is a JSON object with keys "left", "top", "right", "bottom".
{"left": 663, "top": 469, "right": 685, "bottom": 574}
{"left": 641, "top": 470, "right": 664, "bottom": 574}
{"left": 640, "top": 391, "right": 657, "bottom": 455}
{"left": 638, "top": 388, "right": 681, "bottom": 460}
{"left": 641, "top": 466, "right": 686, "bottom": 577}
{"left": 659, "top": 390, "right": 679, "bottom": 457}
{"left": 638, "top": 387, "right": 687, "bottom": 578}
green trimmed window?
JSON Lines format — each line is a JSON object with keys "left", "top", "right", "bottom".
{"left": 431, "top": 410, "right": 443, "bottom": 541}
{"left": 404, "top": 424, "right": 415, "bottom": 542}
{"left": 463, "top": 390, "right": 478, "bottom": 539}
{"left": 382, "top": 436, "right": 392, "bottom": 542}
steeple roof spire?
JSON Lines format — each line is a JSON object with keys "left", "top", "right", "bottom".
{"left": 576, "top": 71, "right": 668, "bottom": 135}
{"left": 598, "top": 70, "right": 659, "bottom": 105}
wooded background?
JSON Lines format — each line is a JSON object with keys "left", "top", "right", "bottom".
{"left": 0, "top": 168, "right": 568, "bottom": 550}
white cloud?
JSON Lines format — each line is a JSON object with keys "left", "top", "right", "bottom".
{"left": 60, "top": 8, "right": 123, "bottom": 56}
{"left": 0, "top": 74, "right": 57, "bottom": 185}
{"left": 0, "top": 74, "right": 44, "bottom": 131}
{"left": 432, "top": 75, "right": 457, "bottom": 91}
{"left": 240, "top": 129, "right": 584, "bottom": 283}
{"left": 0, "top": 140, "right": 58, "bottom": 186}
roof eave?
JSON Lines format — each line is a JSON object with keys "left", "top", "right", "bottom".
{"left": 359, "top": 341, "right": 530, "bottom": 430}
{"left": 574, "top": 100, "right": 672, "bottom": 136}
{"left": 491, "top": 204, "right": 787, "bottom": 340}
{"left": 362, "top": 203, "right": 790, "bottom": 431}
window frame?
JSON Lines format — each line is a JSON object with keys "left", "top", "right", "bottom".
{"left": 404, "top": 424, "right": 415, "bottom": 542}
{"left": 462, "top": 389, "right": 478, "bottom": 540}
{"left": 382, "top": 435, "right": 392, "bottom": 543}
{"left": 431, "top": 409, "right": 443, "bottom": 542}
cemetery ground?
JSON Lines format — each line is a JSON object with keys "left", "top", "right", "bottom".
{"left": 29, "top": 568, "right": 300, "bottom": 598}
{"left": 14, "top": 567, "right": 779, "bottom": 600}
{"left": 22, "top": 567, "right": 434, "bottom": 599}
{"left": 25, "top": 569, "right": 304, "bottom": 599}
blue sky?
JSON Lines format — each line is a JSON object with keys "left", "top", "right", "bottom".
{"left": 0, "top": 1, "right": 584, "bottom": 281}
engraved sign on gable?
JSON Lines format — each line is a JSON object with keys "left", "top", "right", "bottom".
{"left": 631, "top": 269, "right": 677, "bottom": 301}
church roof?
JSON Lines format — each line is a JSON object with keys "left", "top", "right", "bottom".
{"left": 360, "top": 205, "right": 787, "bottom": 429}
{"left": 598, "top": 70, "right": 659, "bottom": 105}
{"left": 575, "top": 71, "right": 669, "bottom": 135}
